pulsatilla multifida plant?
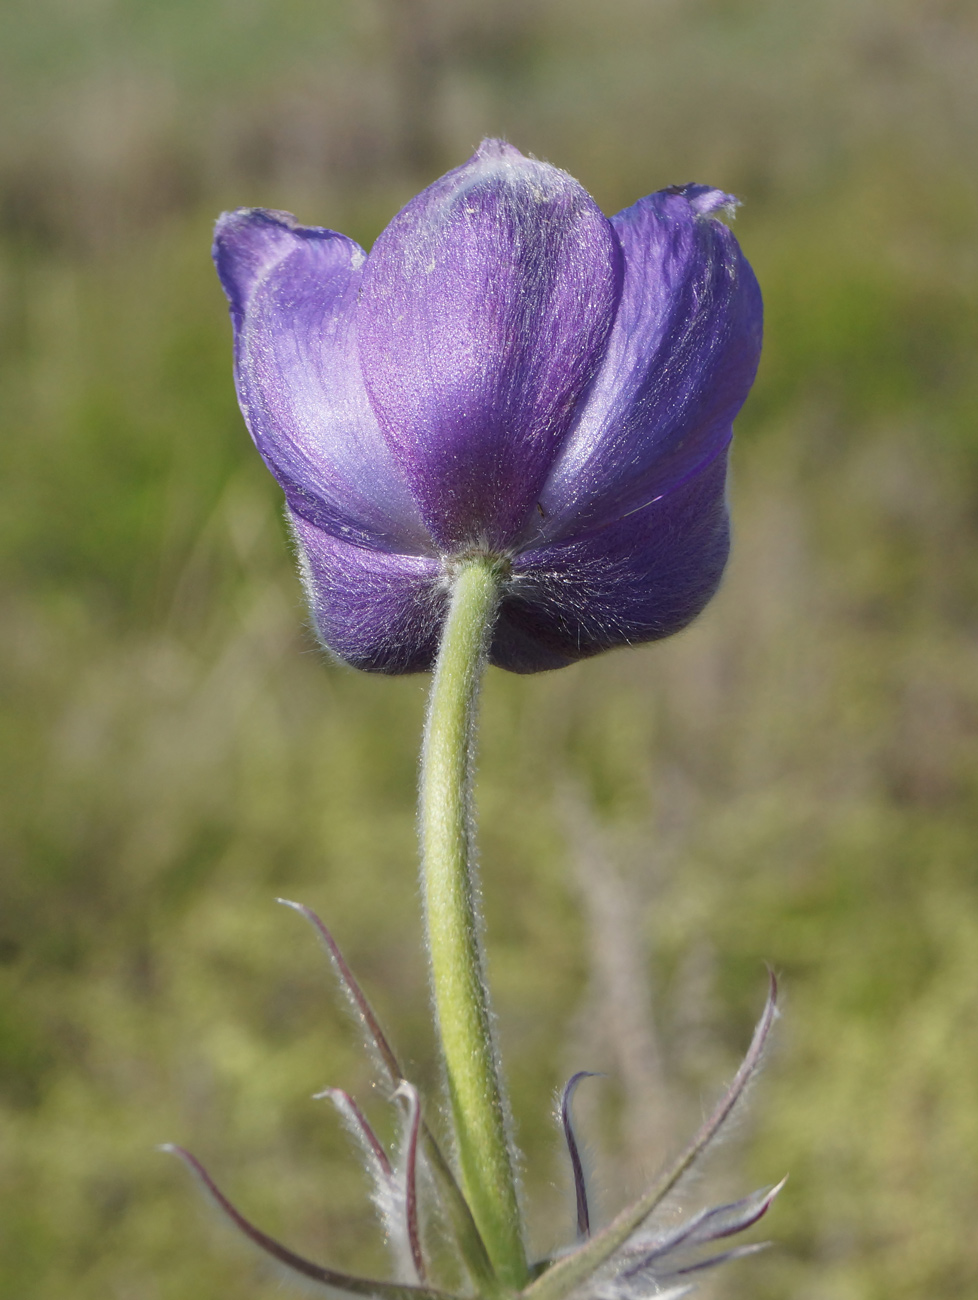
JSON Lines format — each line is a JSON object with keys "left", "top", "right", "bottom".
{"left": 165, "top": 139, "right": 778, "bottom": 1300}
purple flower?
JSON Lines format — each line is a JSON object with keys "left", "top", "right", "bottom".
{"left": 214, "top": 140, "right": 762, "bottom": 674}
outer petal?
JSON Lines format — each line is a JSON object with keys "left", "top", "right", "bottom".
{"left": 290, "top": 512, "right": 444, "bottom": 674}
{"left": 214, "top": 209, "right": 428, "bottom": 552}
{"left": 490, "top": 451, "right": 730, "bottom": 673}
{"left": 357, "top": 140, "right": 622, "bottom": 552}
{"left": 531, "top": 186, "right": 761, "bottom": 542}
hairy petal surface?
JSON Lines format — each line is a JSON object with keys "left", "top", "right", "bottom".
{"left": 291, "top": 512, "right": 443, "bottom": 674}
{"left": 533, "top": 186, "right": 761, "bottom": 541}
{"left": 215, "top": 209, "right": 428, "bottom": 551}
{"left": 357, "top": 140, "right": 622, "bottom": 551}
{"left": 491, "top": 453, "right": 730, "bottom": 673}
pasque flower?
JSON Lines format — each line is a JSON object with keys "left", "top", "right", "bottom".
{"left": 214, "top": 140, "right": 761, "bottom": 674}
{"left": 170, "top": 147, "right": 774, "bottom": 1300}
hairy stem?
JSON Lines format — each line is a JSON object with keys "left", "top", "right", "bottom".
{"left": 421, "top": 556, "right": 527, "bottom": 1290}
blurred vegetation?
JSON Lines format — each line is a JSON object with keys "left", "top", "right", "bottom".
{"left": 2, "top": 1, "right": 978, "bottom": 1297}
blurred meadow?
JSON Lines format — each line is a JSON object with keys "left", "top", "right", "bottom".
{"left": 3, "top": 0, "right": 978, "bottom": 1296}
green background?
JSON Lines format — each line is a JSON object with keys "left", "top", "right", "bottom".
{"left": 2, "top": 1, "right": 978, "bottom": 1296}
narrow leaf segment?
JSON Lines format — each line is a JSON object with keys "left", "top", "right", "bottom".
{"left": 160, "top": 1145, "right": 453, "bottom": 1300}
{"left": 524, "top": 974, "right": 779, "bottom": 1300}
{"left": 560, "top": 1072, "right": 601, "bottom": 1240}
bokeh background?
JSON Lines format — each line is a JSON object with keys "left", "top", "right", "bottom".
{"left": 3, "top": 1, "right": 978, "bottom": 1296}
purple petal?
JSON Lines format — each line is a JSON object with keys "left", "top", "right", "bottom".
{"left": 491, "top": 451, "right": 730, "bottom": 673}
{"left": 290, "top": 511, "right": 443, "bottom": 673}
{"left": 214, "top": 209, "right": 428, "bottom": 552}
{"left": 532, "top": 186, "right": 761, "bottom": 541}
{"left": 357, "top": 140, "right": 622, "bottom": 551}
{"left": 680, "top": 185, "right": 740, "bottom": 217}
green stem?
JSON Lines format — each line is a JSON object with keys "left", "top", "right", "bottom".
{"left": 421, "top": 556, "right": 527, "bottom": 1291}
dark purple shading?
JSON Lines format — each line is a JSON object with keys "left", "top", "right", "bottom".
{"left": 357, "top": 140, "right": 623, "bottom": 551}
{"left": 291, "top": 512, "right": 445, "bottom": 674}
{"left": 491, "top": 451, "right": 730, "bottom": 673}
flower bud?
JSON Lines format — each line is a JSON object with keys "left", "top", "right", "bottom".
{"left": 214, "top": 141, "right": 761, "bottom": 673}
